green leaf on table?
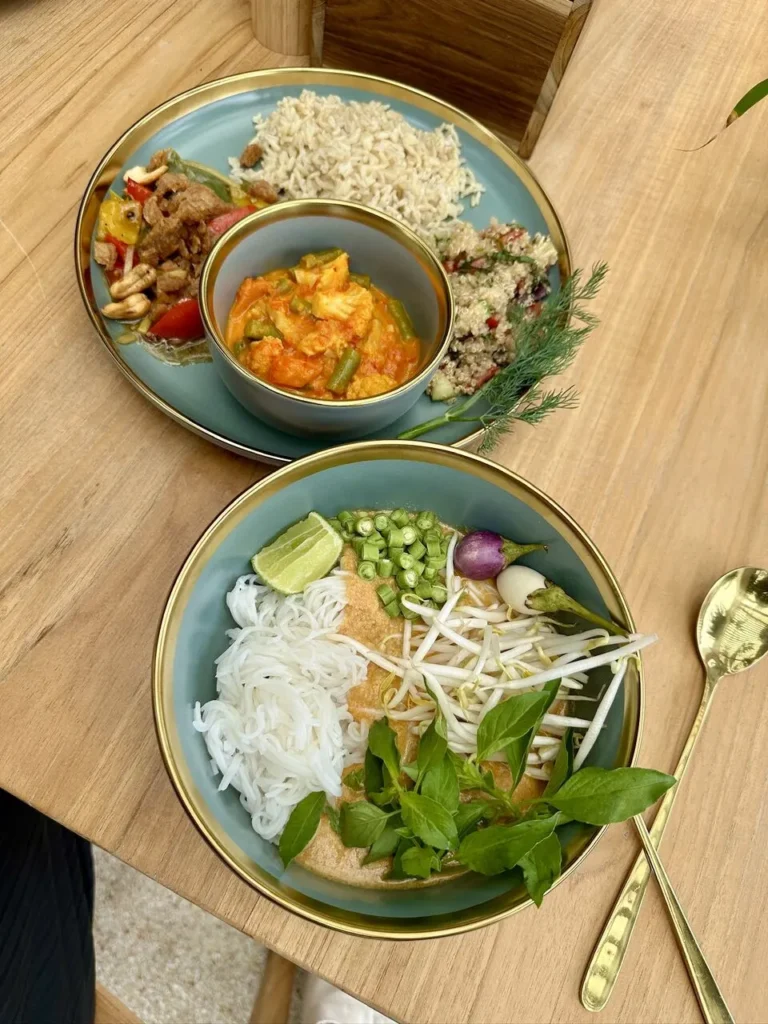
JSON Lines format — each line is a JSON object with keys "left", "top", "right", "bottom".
{"left": 279, "top": 791, "right": 326, "bottom": 866}
{"left": 416, "top": 718, "right": 448, "bottom": 786}
{"left": 728, "top": 78, "right": 768, "bottom": 124}
{"left": 400, "top": 845, "right": 442, "bottom": 879}
{"left": 504, "top": 680, "right": 561, "bottom": 786}
{"left": 421, "top": 754, "right": 460, "bottom": 811}
{"left": 519, "top": 833, "right": 563, "bottom": 906}
{"left": 457, "top": 815, "right": 562, "bottom": 876}
{"left": 362, "top": 820, "right": 402, "bottom": 865}
{"left": 548, "top": 767, "right": 676, "bottom": 825}
{"left": 340, "top": 801, "right": 393, "bottom": 848}
{"left": 368, "top": 718, "right": 401, "bottom": 786}
{"left": 455, "top": 801, "right": 494, "bottom": 838}
{"left": 343, "top": 766, "right": 365, "bottom": 792}
{"left": 543, "top": 730, "right": 574, "bottom": 798}
{"left": 476, "top": 686, "right": 559, "bottom": 762}
{"left": 400, "top": 791, "right": 459, "bottom": 851}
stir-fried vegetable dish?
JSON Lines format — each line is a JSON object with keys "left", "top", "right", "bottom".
{"left": 225, "top": 250, "right": 421, "bottom": 400}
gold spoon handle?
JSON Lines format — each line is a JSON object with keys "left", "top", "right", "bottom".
{"left": 632, "top": 816, "right": 733, "bottom": 1024}
{"left": 581, "top": 685, "right": 716, "bottom": 1012}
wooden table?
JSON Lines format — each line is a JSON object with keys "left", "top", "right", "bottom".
{"left": 2, "top": 1, "right": 767, "bottom": 1021}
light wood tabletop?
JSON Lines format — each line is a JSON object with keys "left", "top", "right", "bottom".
{"left": 2, "top": 0, "right": 767, "bottom": 1022}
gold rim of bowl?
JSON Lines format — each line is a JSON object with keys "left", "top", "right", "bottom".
{"left": 153, "top": 440, "right": 643, "bottom": 939}
{"left": 74, "top": 66, "right": 572, "bottom": 465}
{"left": 200, "top": 198, "right": 455, "bottom": 409}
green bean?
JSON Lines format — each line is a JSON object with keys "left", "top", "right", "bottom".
{"left": 390, "top": 508, "right": 410, "bottom": 528}
{"left": 245, "top": 319, "right": 283, "bottom": 340}
{"left": 401, "top": 525, "right": 418, "bottom": 546}
{"left": 425, "top": 537, "right": 442, "bottom": 559}
{"left": 275, "top": 277, "right": 293, "bottom": 295}
{"left": 377, "top": 584, "right": 397, "bottom": 606}
{"left": 393, "top": 551, "right": 414, "bottom": 570}
{"left": 387, "top": 546, "right": 404, "bottom": 564}
{"left": 422, "top": 566, "right": 438, "bottom": 582}
{"left": 328, "top": 518, "right": 343, "bottom": 534}
{"left": 349, "top": 272, "right": 371, "bottom": 287}
{"left": 377, "top": 559, "right": 394, "bottom": 578}
{"left": 399, "top": 597, "right": 420, "bottom": 620}
{"left": 233, "top": 340, "right": 248, "bottom": 356}
{"left": 351, "top": 537, "right": 366, "bottom": 557}
{"left": 412, "top": 560, "right": 425, "bottom": 578}
{"left": 355, "top": 516, "right": 375, "bottom": 537}
{"left": 300, "top": 247, "right": 344, "bottom": 269}
{"left": 383, "top": 600, "right": 401, "bottom": 619}
{"left": 422, "top": 528, "right": 442, "bottom": 543}
{"left": 397, "top": 568, "right": 418, "bottom": 590}
{"left": 387, "top": 297, "right": 416, "bottom": 339}
{"left": 415, "top": 511, "right": 437, "bottom": 531}
{"left": 408, "top": 539, "right": 427, "bottom": 561}
{"left": 415, "top": 581, "right": 434, "bottom": 600}
{"left": 373, "top": 513, "right": 390, "bottom": 533}
{"left": 440, "top": 536, "right": 450, "bottom": 554}
{"left": 341, "top": 530, "right": 355, "bottom": 542}
{"left": 420, "top": 599, "right": 436, "bottom": 610}
{"left": 387, "top": 528, "right": 405, "bottom": 549}
{"left": 357, "top": 561, "right": 377, "bottom": 581}
{"left": 361, "top": 542, "right": 381, "bottom": 562}
{"left": 368, "top": 533, "right": 387, "bottom": 550}
{"left": 431, "top": 584, "right": 448, "bottom": 605}
{"left": 338, "top": 511, "right": 355, "bottom": 528}
{"left": 426, "top": 554, "right": 447, "bottom": 571}
{"left": 327, "top": 347, "right": 361, "bottom": 395}
{"left": 289, "top": 294, "right": 312, "bottom": 315}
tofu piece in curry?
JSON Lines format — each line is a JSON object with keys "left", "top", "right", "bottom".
{"left": 225, "top": 249, "right": 421, "bottom": 399}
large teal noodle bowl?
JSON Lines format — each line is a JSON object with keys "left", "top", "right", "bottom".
{"left": 153, "top": 441, "right": 643, "bottom": 938}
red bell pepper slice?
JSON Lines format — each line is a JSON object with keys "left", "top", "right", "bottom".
{"left": 150, "top": 298, "right": 204, "bottom": 341}
{"left": 125, "top": 178, "right": 154, "bottom": 204}
{"left": 208, "top": 206, "right": 256, "bottom": 238}
{"left": 104, "top": 234, "right": 129, "bottom": 262}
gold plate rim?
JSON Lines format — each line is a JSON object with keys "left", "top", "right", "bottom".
{"left": 74, "top": 66, "right": 572, "bottom": 467}
{"left": 153, "top": 440, "right": 643, "bottom": 940}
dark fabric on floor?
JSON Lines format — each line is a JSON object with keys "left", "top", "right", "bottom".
{"left": 0, "top": 790, "right": 94, "bottom": 1024}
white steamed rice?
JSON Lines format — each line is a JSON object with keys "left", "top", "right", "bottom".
{"left": 229, "top": 89, "right": 484, "bottom": 241}
{"left": 193, "top": 571, "right": 369, "bottom": 843}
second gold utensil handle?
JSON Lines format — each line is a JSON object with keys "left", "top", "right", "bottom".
{"left": 633, "top": 817, "right": 733, "bottom": 1024}
{"left": 581, "top": 683, "right": 716, "bottom": 1012}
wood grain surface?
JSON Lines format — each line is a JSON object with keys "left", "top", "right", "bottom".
{"left": 1, "top": 1, "right": 767, "bottom": 1023}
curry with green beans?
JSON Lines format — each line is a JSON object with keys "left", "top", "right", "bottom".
{"left": 225, "top": 248, "right": 421, "bottom": 400}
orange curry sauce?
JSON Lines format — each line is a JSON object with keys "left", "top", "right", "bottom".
{"left": 225, "top": 250, "right": 420, "bottom": 400}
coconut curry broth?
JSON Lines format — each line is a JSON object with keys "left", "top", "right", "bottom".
{"left": 297, "top": 546, "right": 558, "bottom": 888}
{"left": 225, "top": 250, "right": 420, "bottom": 400}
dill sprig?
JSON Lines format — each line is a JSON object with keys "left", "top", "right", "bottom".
{"left": 396, "top": 262, "right": 607, "bottom": 450}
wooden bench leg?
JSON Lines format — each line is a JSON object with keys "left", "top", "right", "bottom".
{"left": 249, "top": 949, "right": 298, "bottom": 1024}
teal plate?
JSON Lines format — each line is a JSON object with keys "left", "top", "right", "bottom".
{"left": 76, "top": 69, "right": 570, "bottom": 465}
{"left": 153, "top": 443, "right": 642, "bottom": 938}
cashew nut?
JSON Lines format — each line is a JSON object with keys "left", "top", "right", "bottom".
{"left": 109, "top": 263, "right": 156, "bottom": 300}
{"left": 123, "top": 164, "right": 169, "bottom": 185}
{"left": 101, "top": 293, "right": 152, "bottom": 320}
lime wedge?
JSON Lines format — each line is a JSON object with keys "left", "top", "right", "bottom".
{"left": 251, "top": 512, "right": 343, "bottom": 594}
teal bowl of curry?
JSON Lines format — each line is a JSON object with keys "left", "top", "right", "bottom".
{"left": 199, "top": 200, "right": 454, "bottom": 438}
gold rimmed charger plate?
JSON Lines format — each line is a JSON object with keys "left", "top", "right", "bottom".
{"left": 75, "top": 68, "right": 571, "bottom": 465}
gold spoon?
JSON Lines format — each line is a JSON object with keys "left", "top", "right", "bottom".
{"left": 582, "top": 567, "right": 768, "bottom": 1018}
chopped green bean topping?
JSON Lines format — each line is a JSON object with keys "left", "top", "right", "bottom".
{"left": 387, "top": 527, "right": 405, "bottom": 549}
{"left": 415, "top": 581, "right": 434, "bottom": 600}
{"left": 422, "top": 565, "right": 438, "bottom": 581}
{"left": 357, "top": 561, "right": 377, "bottom": 582}
{"left": 361, "top": 542, "right": 380, "bottom": 562}
{"left": 383, "top": 600, "right": 401, "bottom": 618}
{"left": 432, "top": 584, "right": 448, "bottom": 605}
{"left": 400, "top": 525, "right": 418, "bottom": 546}
{"left": 338, "top": 511, "right": 355, "bottom": 526}
{"left": 373, "top": 514, "right": 390, "bottom": 533}
{"left": 390, "top": 508, "right": 410, "bottom": 528}
{"left": 412, "top": 560, "right": 425, "bottom": 578}
{"left": 426, "top": 554, "right": 447, "bottom": 570}
{"left": 328, "top": 518, "right": 343, "bottom": 534}
{"left": 425, "top": 537, "right": 442, "bottom": 558}
{"left": 376, "top": 584, "right": 397, "bottom": 606}
{"left": 416, "top": 512, "right": 437, "bottom": 531}
{"left": 355, "top": 517, "right": 375, "bottom": 537}
{"left": 407, "top": 539, "right": 426, "bottom": 561}
{"left": 393, "top": 551, "right": 414, "bottom": 570}
{"left": 396, "top": 569, "right": 418, "bottom": 590}
{"left": 377, "top": 559, "right": 394, "bottom": 578}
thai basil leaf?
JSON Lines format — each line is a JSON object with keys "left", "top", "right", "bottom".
{"left": 364, "top": 748, "right": 384, "bottom": 798}
{"left": 278, "top": 791, "right": 325, "bottom": 866}
{"left": 449, "top": 751, "right": 496, "bottom": 793}
{"left": 368, "top": 718, "right": 401, "bottom": 786}
{"left": 400, "top": 792, "right": 459, "bottom": 851}
{"left": 476, "top": 687, "right": 558, "bottom": 762}
{"left": 519, "top": 833, "right": 562, "bottom": 906}
{"left": 343, "top": 766, "right": 365, "bottom": 792}
{"left": 454, "top": 801, "right": 494, "bottom": 838}
{"left": 340, "top": 801, "right": 392, "bottom": 848}
{"left": 457, "top": 814, "right": 561, "bottom": 876}
{"left": 388, "top": 836, "right": 418, "bottom": 880}
{"left": 164, "top": 149, "right": 233, "bottom": 202}
{"left": 543, "top": 730, "right": 574, "bottom": 798}
{"left": 401, "top": 762, "right": 419, "bottom": 782}
{"left": 325, "top": 803, "right": 341, "bottom": 835}
{"left": 362, "top": 820, "right": 402, "bottom": 865}
{"left": 416, "top": 719, "right": 448, "bottom": 786}
{"left": 421, "top": 754, "right": 459, "bottom": 811}
{"left": 394, "top": 826, "right": 414, "bottom": 839}
{"left": 368, "top": 786, "right": 399, "bottom": 808}
{"left": 548, "top": 767, "right": 676, "bottom": 824}
{"left": 400, "top": 845, "right": 442, "bottom": 879}
{"left": 503, "top": 680, "right": 561, "bottom": 784}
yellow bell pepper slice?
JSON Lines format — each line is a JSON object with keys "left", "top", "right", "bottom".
{"left": 97, "top": 193, "right": 142, "bottom": 245}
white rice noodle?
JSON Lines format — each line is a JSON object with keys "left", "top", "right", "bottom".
{"left": 193, "top": 573, "right": 368, "bottom": 843}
